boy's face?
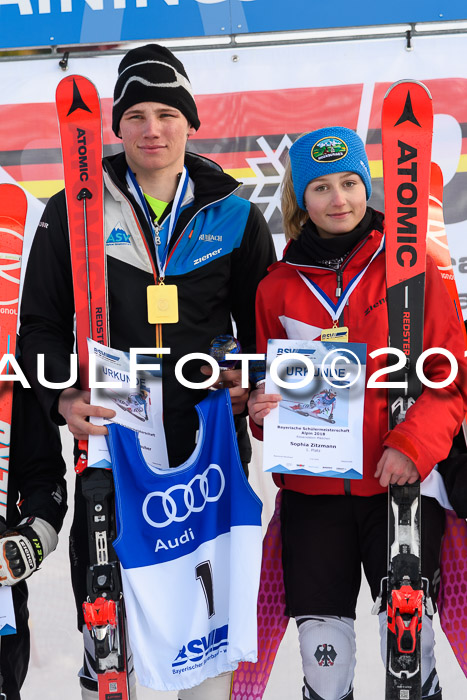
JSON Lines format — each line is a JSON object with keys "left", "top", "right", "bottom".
{"left": 304, "top": 171, "right": 367, "bottom": 239}
{"left": 119, "top": 101, "right": 196, "bottom": 180}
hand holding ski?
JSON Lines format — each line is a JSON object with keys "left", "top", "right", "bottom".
{"left": 375, "top": 448, "right": 419, "bottom": 487}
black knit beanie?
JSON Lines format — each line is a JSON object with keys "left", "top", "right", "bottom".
{"left": 112, "top": 44, "right": 200, "bottom": 136}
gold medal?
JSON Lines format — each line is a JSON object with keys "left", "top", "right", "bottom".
{"left": 321, "top": 326, "right": 349, "bottom": 343}
{"left": 147, "top": 284, "right": 179, "bottom": 324}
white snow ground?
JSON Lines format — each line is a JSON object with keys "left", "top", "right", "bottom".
{"left": 20, "top": 427, "right": 467, "bottom": 699}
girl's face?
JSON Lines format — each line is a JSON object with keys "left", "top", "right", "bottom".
{"left": 303, "top": 171, "right": 367, "bottom": 239}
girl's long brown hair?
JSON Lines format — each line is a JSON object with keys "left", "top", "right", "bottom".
{"left": 281, "top": 151, "right": 309, "bottom": 241}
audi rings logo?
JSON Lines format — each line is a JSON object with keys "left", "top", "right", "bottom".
{"left": 143, "top": 464, "right": 225, "bottom": 528}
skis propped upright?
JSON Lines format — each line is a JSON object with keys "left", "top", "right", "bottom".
{"left": 427, "top": 162, "right": 467, "bottom": 345}
{"left": 56, "top": 75, "right": 129, "bottom": 700}
{"left": 0, "top": 183, "right": 27, "bottom": 641}
{"left": 56, "top": 74, "right": 108, "bottom": 390}
{"left": 382, "top": 79, "right": 433, "bottom": 700}
{"left": 0, "top": 184, "right": 26, "bottom": 521}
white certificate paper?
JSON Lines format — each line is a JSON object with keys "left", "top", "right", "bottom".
{"left": 88, "top": 340, "right": 169, "bottom": 471}
{"left": 264, "top": 339, "right": 367, "bottom": 479}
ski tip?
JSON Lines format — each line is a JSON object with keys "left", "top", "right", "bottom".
{"left": 429, "top": 162, "right": 444, "bottom": 201}
{"left": 56, "top": 73, "right": 79, "bottom": 97}
{"left": 0, "top": 182, "right": 27, "bottom": 203}
{"left": 56, "top": 73, "right": 97, "bottom": 85}
{"left": 55, "top": 74, "right": 100, "bottom": 101}
{"left": 384, "top": 79, "right": 432, "bottom": 101}
{"left": 0, "top": 184, "right": 28, "bottom": 226}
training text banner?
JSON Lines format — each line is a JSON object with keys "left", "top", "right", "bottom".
{"left": 1, "top": 0, "right": 466, "bottom": 51}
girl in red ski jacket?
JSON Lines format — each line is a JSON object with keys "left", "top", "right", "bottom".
{"left": 249, "top": 127, "right": 467, "bottom": 700}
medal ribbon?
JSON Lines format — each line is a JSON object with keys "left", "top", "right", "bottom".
{"left": 126, "top": 166, "right": 189, "bottom": 279}
{"left": 296, "top": 236, "right": 385, "bottom": 322}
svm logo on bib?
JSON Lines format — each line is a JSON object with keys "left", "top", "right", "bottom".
{"left": 107, "top": 223, "right": 131, "bottom": 246}
{"left": 172, "top": 624, "right": 229, "bottom": 671}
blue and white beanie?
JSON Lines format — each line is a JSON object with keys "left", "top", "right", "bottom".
{"left": 289, "top": 127, "right": 372, "bottom": 210}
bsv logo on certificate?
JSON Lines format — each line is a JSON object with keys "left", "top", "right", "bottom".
{"left": 263, "top": 339, "right": 367, "bottom": 479}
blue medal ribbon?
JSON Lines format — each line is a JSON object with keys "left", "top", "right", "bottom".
{"left": 126, "top": 166, "right": 189, "bottom": 278}
{"left": 296, "top": 236, "right": 385, "bottom": 322}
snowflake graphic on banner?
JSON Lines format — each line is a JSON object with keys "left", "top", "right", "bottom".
{"left": 239, "top": 134, "right": 293, "bottom": 235}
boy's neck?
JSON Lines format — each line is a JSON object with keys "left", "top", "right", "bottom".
{"left": 127, "top": 155, "right": 186, "bottom": 203}
{"left": 136, "top": 169, "right": 181, "bottom": 203}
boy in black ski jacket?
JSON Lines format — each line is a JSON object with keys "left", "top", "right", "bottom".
{"left": 19, "top": 43, "right": 275, "bottom": 700}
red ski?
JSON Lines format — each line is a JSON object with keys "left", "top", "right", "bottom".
{"left": 382, "top": 79, "right": 433, "bottom": 700}
{"left": 427, "top": 162, "right": 467, "bottom": 344}
{"left": 0, "top": 184, "right": 27, "bottom": 519}
{"left": 427, "top": 161, "right": 467, "bottom": 684}
{"left": 56, "top": 75, "right": 108, "bottom": 391}
{"left": 0, "top": 183, "right": 27, "bottom": 637}
{"left": 56, "top": 76, "right": 129, "bottom": 700}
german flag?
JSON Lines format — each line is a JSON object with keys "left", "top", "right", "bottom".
{"left": 0, "top": 84, "right": 362, "bottom": 234}
{"left": 2, "top": 79, "right": 467, "bottom": 234}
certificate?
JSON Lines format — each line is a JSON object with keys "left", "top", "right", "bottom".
{"left": 263, "top": 339, "right": 367, "bottom": 479}
{"left": 88, "top": 340, "right": 169, "bottom": 471}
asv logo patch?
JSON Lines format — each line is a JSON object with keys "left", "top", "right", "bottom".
{"left": 107, "top": 222, "right": 131, "bottom": 246}
{"left": 172, "top": 624, "right": 228, "bottom": 672}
